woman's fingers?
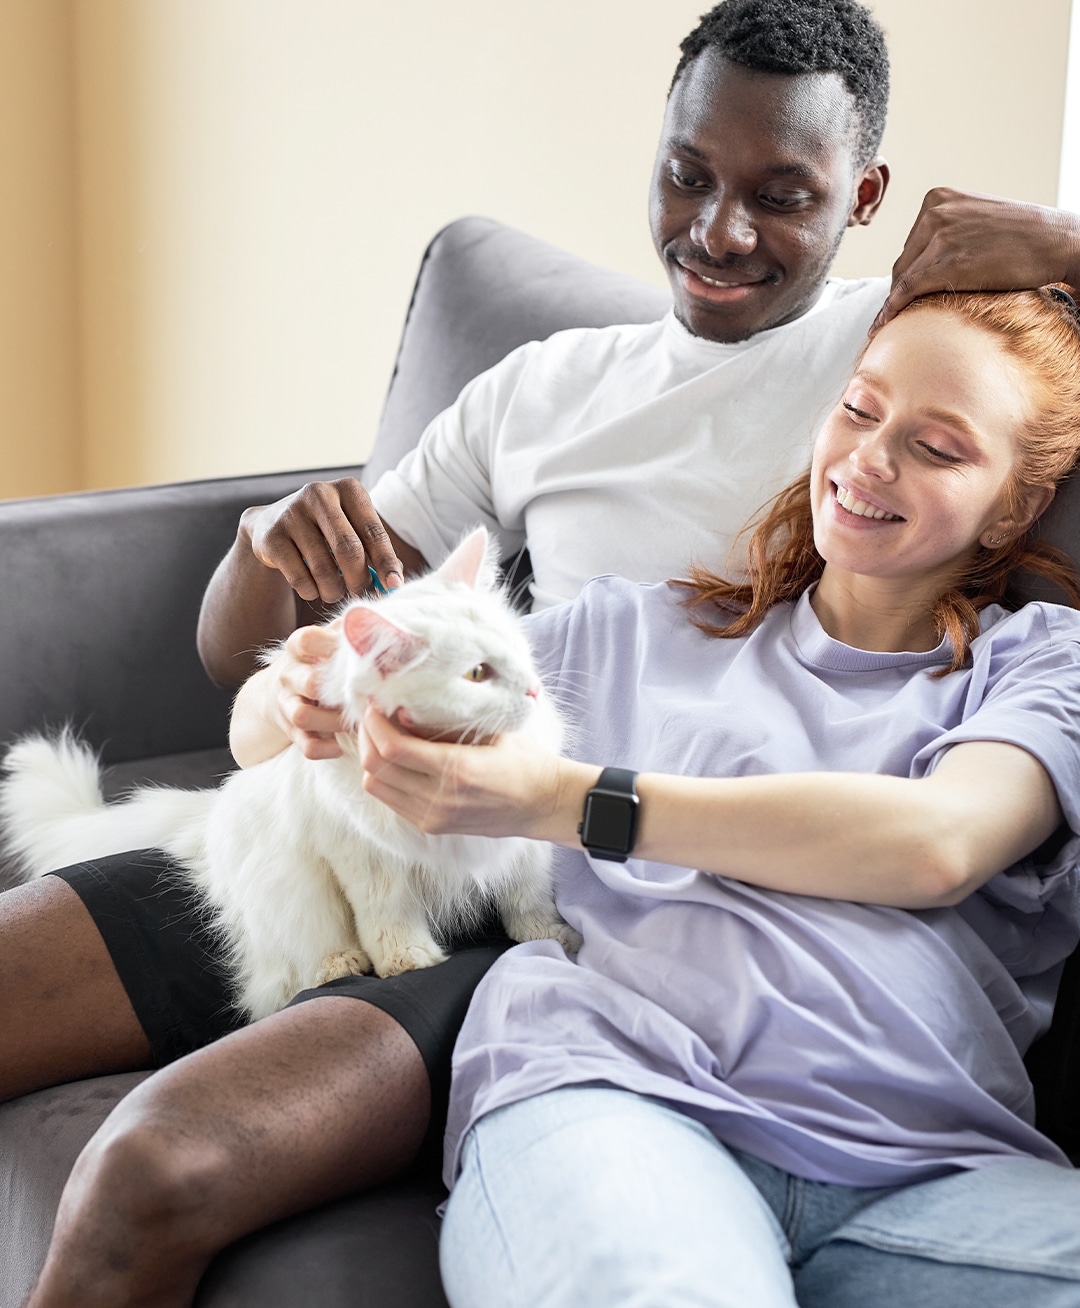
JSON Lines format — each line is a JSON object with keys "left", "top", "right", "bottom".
{"left": 272, "top": 624, "right": 346, "bottom": 755}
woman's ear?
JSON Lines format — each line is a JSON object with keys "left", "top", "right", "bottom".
{"left": 1015, "top": 485, "right": 1056, "bottom": 534}
{"left": 981, "top": 485, "right": 1056, "bottom": 549}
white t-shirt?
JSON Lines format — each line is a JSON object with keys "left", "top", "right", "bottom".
{"left": 371, "top": 276, "right": 889, "bottom": 607}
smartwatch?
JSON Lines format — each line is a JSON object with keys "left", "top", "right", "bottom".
{"left": 578, "top": 767, "right": 639, "bottom": 862}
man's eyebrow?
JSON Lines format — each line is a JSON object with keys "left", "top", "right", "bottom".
{"left": 663, "top": 141, "right": 819, "bottom": 182}
{"left": 761, "top": 163, "right": 819, "bottom": 182}
{"left": 666, "top": 138, "right": 707, "bottom": 160}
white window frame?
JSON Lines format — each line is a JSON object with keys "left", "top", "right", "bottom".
{"left": 1060, "top": 0, "right": 1080, "bottom": 211}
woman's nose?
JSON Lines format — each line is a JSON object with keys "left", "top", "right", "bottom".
{"left": 850, "top": 431, "right": 897, "bottom": 479}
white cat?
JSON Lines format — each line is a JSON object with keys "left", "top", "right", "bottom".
{"left": 0, "top": 527, "right": 580, "bottom": 1020}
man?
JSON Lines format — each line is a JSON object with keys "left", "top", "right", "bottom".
{"left": 6, "top": 2, "right": 1080, "bottom": 1304}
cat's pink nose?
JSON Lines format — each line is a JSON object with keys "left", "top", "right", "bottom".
{"left": 525, "top": 684, "right": 540, "bottom": 699}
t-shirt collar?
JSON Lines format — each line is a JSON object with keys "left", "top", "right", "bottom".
{"left": 788, "top": 589, "right": 953, "bottom": 672}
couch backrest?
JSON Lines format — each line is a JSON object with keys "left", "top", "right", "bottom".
{"left": 364, "top": 216, "right": 672, "bottom": 488}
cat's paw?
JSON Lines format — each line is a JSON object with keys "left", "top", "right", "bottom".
{"left": 373, "top": 939, "right": 449, "bottom": 977}
{"left": 550, "top": 923, "right": 584, "bottom": 955}
{"left": 314, "top": 947, "right": 374, "bottom": 985}
{"left": 507, "top": 916, "right": 583, "bottom": 956}
{"left": 543, "top": 926, "right": 585, "bottom": 957}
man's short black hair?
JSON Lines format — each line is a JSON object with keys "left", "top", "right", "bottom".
{"left": 673, "top": 0, "right": 890, "bottom": 169}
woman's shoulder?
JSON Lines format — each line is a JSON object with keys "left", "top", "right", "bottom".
{"left": 971, "top": 602, "right": 1080, "bottom": 693}
{"left": 977, "top": 600, "right": 1080, "bottom": 650}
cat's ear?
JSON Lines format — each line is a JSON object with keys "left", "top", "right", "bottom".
{"left": 342, "top": 606, "right": 427, "bottom": 678}
{"left": 434, "top": 527, "right": 500, "bottom": 592}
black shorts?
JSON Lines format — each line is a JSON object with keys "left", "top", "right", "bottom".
{"left": 49, "top": 850, "right": 511, "bottom": 1132}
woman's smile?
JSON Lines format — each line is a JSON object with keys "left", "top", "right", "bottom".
{"left": 830, "top": 479, "right": 904, "bottom": 524}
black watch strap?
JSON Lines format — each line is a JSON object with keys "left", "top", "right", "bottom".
{"left": 578, "top": 767, "right": 639, "bottom": 863}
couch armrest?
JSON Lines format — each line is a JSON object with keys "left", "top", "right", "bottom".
{"left": 0, "top": 466, "right": 358, "bottom": 765}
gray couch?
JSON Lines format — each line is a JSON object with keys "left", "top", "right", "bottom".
{"left": 3, "top": 217, "right": 1080, "bottom": 1305}
{"left": 0, "top": 217, "right": 669, "bottom": 1306}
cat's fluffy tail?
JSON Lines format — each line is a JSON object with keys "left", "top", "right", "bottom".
{"left": 0, "top": 730, "right": 213, "bottom": 880}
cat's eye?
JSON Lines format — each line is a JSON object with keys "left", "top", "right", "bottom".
{"left": 463, "top": 663, "right": 493, "bottom": 683}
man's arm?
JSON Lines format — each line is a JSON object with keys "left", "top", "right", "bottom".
{"left": 197, "top": 477, "right": 426, "bottom": 689}
{"left": 873, "top": 187, "right": 1080, "bottom": 330}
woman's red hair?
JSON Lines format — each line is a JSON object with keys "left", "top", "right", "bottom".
{"left": 681, "top": 286, "right": 1080, "bottom": 673}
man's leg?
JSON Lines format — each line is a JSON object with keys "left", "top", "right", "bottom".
{"left": 0, "top": 876, "right": 151, "bottom": 1100}
{"left": 25, "top": 995, "right": 429, "bottom": 1308}
{"left": 440, "top": 1085, "right": 798, "bottom": 1308}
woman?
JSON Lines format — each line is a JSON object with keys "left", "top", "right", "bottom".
{"left": 358, "top": 286, "right": 1080, "bottom": 1305}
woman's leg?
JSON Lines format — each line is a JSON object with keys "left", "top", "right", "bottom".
{"left": 797, "top": 1245, "right": 1080, "bottom": 1308}
{"left": 795, "top": 1157, "right": 1080, "bottom": 1308}
{"left": 25, "top": 995, "right": 430, "bottom": 1308}
{"left": 440, "top": 1086, "right": 798, "bottom": 1308}
{"left": 0, "top": 876, "right": 151, "bottom": 1099}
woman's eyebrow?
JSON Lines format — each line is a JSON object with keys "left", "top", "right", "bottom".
{"left": 849, "top": 366, "right": 889, "bottom": 395}
{"left": 919, "top": 406, "right": 982, "bottom": 445}
{"left": 850, "top": 369, "right": 983, "bottom": 444}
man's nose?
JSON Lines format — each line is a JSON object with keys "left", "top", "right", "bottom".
{"left": 690, "top": 193, "right": 757, "bottom": 259}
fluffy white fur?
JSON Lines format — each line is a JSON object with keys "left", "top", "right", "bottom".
{"left": 0, "top": 528, "right": 580, "bottom": 1020}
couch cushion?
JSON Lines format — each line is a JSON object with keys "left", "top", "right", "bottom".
{"left": 0, "top": 1073, "right": 153, "bottom": 1307}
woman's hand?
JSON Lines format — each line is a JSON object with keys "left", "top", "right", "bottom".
{"left": 229, "top": 623, "right": 347, "bottom": 768}
{"left": 360, "top": 706, "right": 599, "bottom": 842}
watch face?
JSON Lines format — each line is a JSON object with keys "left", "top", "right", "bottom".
{"left": 585, "top": 793, "right": 635, "bottom": 852}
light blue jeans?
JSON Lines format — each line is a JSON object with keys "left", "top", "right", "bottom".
{"left": 440, "top": 1086, "right": 1080, "bottom": 1307}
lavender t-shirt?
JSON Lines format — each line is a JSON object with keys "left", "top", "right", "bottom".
{"left": 444, "top": 578, "right": 1080, "bottom": 1189}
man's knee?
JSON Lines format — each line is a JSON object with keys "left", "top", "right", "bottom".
{"left": 67, "top": 1092, "right": 233, "bottom": 1248}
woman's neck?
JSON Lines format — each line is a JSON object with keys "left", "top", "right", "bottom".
{"left": 810, "top": 566, "right": 953, "bottom": 653}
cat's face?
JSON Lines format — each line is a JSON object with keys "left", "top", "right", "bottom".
{"left": 319, "top": 528, "right": 544, "bottom": 742}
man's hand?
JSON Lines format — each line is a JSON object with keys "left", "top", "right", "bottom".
{"left": 230, "top": 624, "right": 347, "bottom": 768}
{"left": 241, "top": 478, "right": 412, "bottom": 604}
{"left": 873, "top": 187, "right": 1080, "bottom": 331}
{"left": 199, "top": 478, "right": 425, "bottom": 689}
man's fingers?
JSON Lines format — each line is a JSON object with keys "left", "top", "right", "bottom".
{"left": 259, "top": 535, "right": 322, "bottom": 603}
{"left": 338, "top": 481, "right": 405, "bottom": 592}
{"left": 871, "top": 271, "right": 919, "bottom": 333}
{"left": 249, "top": 479, "right": 394, "bottom": 603}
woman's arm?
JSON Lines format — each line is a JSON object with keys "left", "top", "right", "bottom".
{"left": 229, "top": 624, "right": 347, "bottom": 769}
{"left": 359, "top": 710, "right": 1063, "bottom": 910}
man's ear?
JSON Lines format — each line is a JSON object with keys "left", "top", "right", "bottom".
{"left": 847, "top": 157, "right": 890, "bottom": 228}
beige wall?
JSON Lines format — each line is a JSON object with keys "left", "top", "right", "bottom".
{"left": 0, "top": 0, "right": 1073, "bottom": 499}
{"left": 0, "top": 1, "right": 80, "bottom": 498}
{"left": 833, "top": 0, "right": 1073, "bottom": 280}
